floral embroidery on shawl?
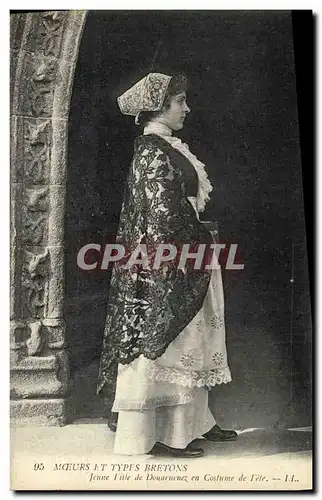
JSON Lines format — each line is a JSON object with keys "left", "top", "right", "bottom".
{"left": 97, "top": 135, "right": 213, "bottom": 396}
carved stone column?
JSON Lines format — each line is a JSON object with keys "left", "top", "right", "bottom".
{"left": 10, "top": 11, "right": 87, "bottom": 425}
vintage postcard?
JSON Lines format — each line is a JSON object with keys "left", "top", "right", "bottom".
{"left": 10, "top": 9, "right": 312, "bottom": 491}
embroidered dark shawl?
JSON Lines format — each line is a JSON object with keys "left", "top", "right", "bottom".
{"left": 97, "top": 134, "right": 213, "bottom": 402}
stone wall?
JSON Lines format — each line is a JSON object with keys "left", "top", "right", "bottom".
{"left": 10, "top": 11, "right": 87, "bottom": 426}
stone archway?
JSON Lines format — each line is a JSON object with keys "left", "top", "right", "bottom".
{"left": 10, "top": 11, "right": 88, "bottom": 426}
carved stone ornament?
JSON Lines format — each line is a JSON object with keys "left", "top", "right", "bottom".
{"left": 24, "top": 119, "right": 51, "bottom": 184}
{"left": 10, "top": 320, "right": 27, "bottom": 350}
{"left": 23, "top": 186, "right": 49, "bottom": 245}
{"left": 22, "top": 248, "right": 49, "bottom": 318}
{"left": 38, "top": 11, "right": 65, "bottom": 57}
{"left": 10, "top": 317, "right": 66, "bottom": 357}
{"left": 29, "top": 55, "right": 58, "bottom": 117}
{"left": 26, "top": 320, "right": 43, "bottom": 355}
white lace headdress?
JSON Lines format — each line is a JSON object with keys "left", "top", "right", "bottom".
{"left": 117, "top": 73, "right": 172, "bottom": 124}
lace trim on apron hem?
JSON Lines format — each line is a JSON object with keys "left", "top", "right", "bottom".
{"left": 146, "top": 363, "right": 232, "bottom": 389}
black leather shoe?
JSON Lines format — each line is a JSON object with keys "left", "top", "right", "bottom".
{"left": 149, "top": 442, "right": 204, "bottom": 458}
{"left": 203, "top": 424, "right": 238, "bottom": 441}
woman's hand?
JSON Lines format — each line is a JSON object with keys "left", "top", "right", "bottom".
{"left": 200, "top": 220, "right": 219, "bottom": 243}
{"left": 200, "top": 220, "right": 218, "bottom": 233}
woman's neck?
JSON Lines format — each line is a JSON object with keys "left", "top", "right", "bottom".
{"left": 143, "top": 121, "right": 172, "bottom": 137}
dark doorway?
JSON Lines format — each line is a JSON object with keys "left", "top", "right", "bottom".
{"left": 65, "top": 11, "right": 312, "bottom": 427}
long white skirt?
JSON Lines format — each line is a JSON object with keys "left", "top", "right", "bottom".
{"left": 114, "top": 387, "right": 216, "bottom": 455}
{"left": 112, "top": 266, "right": 231, "bottom": 454}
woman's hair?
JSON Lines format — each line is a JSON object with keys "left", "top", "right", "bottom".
{"left": 138, "top": 73, "right": 188, "bottom": 128}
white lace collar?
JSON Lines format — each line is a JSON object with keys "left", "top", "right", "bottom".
{"left": 143, "top": 121, "right": 213, "bottom": 213}
{"left": 143, "top": 122, "right": 172, "bottom": 137}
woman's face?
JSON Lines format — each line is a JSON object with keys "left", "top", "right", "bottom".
{"left": 157, "top": 92, "right": 191, "bottom": 131}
